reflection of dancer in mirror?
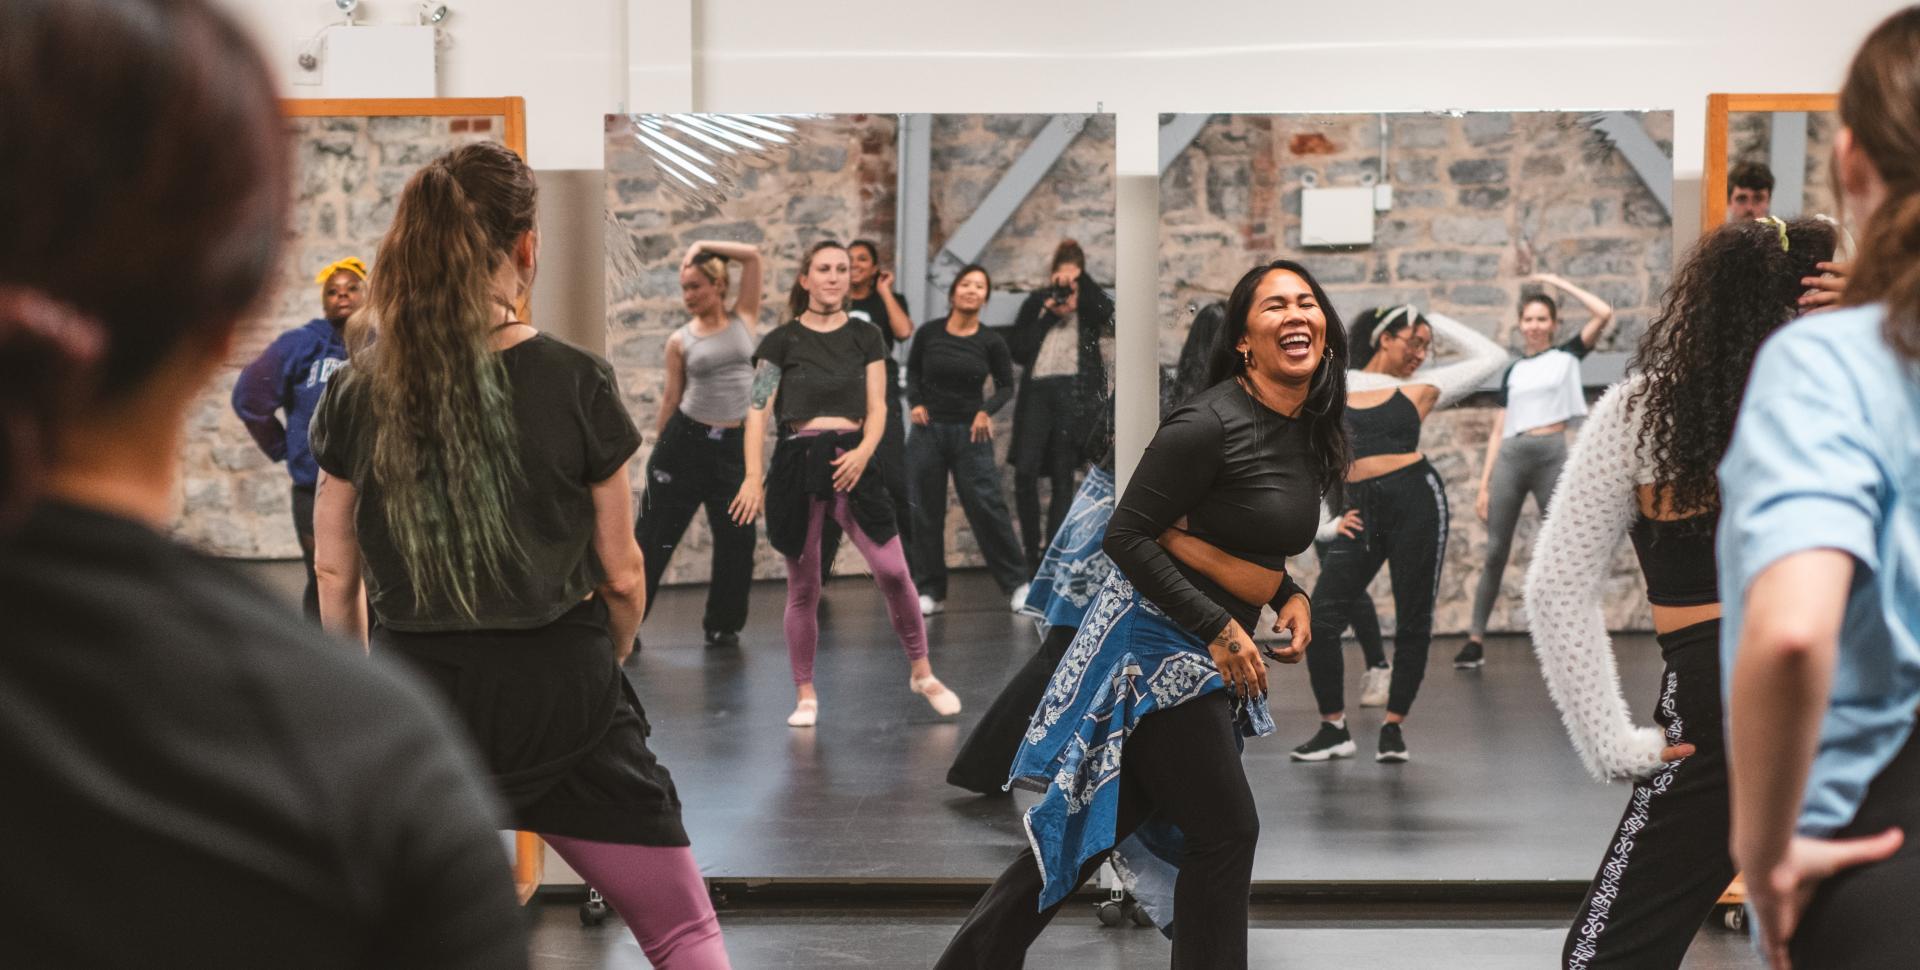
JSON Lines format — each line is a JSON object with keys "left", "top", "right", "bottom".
{"left": 817, "top": 239, "right": 913, "bottom": 580}
{"left": 935, "top": 260, "right": 1332, "bottom": 969}
{"left": 1726, "top": 161, "right": 1775, "bottom": 221}
{"left": 1723, "top": 14, "right": 1920, "bottom": 964}
{"left": 1006, "top": 240, "right": 1116, "bottom": 571}
{"left": 0, "top": 3, "right": 530, "bottom": 963}
{"left": 729, "top": 241, "right": 960, "bottom": 728}
{"left": 634, "top": 240, "right": 763, "bottom": 651}
{"left": 945, "top": 302, "right": 1276, "bottom": 796}
{"left": 1527, "top": 218, "right": 1835, "bottom": 970}
{"left": 1291, "top": 306, "right": 1508, "bottom": 763}
{"left": 310, "top": 142, "right": 733, "bottom": 969}
{"left": 905, "top": 265, "right": 1027, "bottom": 614}
{"left": 232, "top": 256, "right": 365, "bottom": 621}
{"left": 1461, "top": 275, "right": 1618, "bottom": 668}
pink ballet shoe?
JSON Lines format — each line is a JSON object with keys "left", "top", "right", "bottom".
{"left": 911, "top": 676, "right": 962, "bottom": 717}
{"left": 787, "top": 698, "right": 818, "bottom": 728}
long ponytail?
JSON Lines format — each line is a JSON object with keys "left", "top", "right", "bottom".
{"left": 352, "top": 142, "right": 535, "bottom": 619}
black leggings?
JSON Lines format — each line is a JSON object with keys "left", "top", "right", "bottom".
{"left": 635, "top": 412, "right": 755, "bottom": 636}
{"left": 1790, "top": 725, "right": 1920, "bottom": 967}
{"left": 947, "top": 626, "right": 1076, "bottom": 795}
{"left": 1306, "top": 460, "right": 1448, "bottom": 717}
{"left": 935, "top": 691, "right": 1258, "bottom": 970}
{"left": 1563, "top": 621, "right": 1732, "bottom": 970}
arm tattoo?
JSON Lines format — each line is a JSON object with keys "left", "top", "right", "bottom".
{"left": 749, "top": 360, "right": 781, "bottom": 410}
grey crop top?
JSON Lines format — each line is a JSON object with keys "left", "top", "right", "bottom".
{"left": 676, "top": 316, "right": 755, "bottom": 426}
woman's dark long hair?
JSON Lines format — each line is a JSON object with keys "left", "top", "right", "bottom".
{"left": 1626, "top": 217, "right": 1836, "bottom": 517}
{"left": 1211, "top": 259, "right": 1350, "bottom": 506}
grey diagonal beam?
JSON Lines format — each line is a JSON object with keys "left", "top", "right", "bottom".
{"left": 895, "top": 113, "right": 934, "bottom": 325}
{"left": 1159, "top": 113, "right": 1210, "bottom": 176}
{"left": 936, "top": 114, "right": 1088, "bottom": 268}
{"left": 1768, "top": 111, "right": 1809, "bottom": 218}
{"left": 1590, "top": 112, "right": 1674, "bottom": 220}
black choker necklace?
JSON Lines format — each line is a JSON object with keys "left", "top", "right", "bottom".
{"left": 806, "top": 304, "right": 843, "bottom": 316}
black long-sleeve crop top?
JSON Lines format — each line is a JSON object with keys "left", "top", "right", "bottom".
{"left": 1102, "top": 378, "right": 1325, "bottom": 642}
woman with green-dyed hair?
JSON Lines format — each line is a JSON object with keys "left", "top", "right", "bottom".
{"left": 309, "top": 141, "right": 734, "bottom": 969}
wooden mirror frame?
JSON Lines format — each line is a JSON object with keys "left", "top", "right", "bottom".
{"left": 281, "top": 96, "right": 527, "bottom": 158}
{"left": 1701, "top": 93, "right": 1838, "bottom": 232}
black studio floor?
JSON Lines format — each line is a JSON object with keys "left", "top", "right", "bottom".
{"left": 234, "top": 562, "right": 1764, "bottom": 969}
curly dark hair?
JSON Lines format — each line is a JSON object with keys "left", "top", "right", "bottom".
{"left": 1212, "top": 259, "right": 1350, "bottom": 507}
{"left": 1626, "top": 217, "right": 1835, "bottom": 518}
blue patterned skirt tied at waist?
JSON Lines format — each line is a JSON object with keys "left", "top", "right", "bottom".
{"left": 1018, "top": 465, "right": 1116, "bottom": 631}
{"left": 1011, "top": 572, "right": 1275, "bottom": 928}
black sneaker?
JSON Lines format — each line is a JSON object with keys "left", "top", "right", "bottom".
{"left": 1290, "top": 722, "right": 1357, "bottom": 762}
{"left": 704, "top": 630, "right": 740, "bottom": 649}
{"left": 1377, "top": 723, "right": 1409, "bottom": 763}
{"left": 1453, "top": 639, "right": 1485, "bottom": 669}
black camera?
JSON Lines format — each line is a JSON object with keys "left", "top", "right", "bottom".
{"left": 1042, "top": 280, "right": 1075, "bottom": 304}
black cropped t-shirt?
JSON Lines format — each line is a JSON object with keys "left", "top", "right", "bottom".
{"left": 1103, "top": 378, "right": 1324, "bottom": 641}
{"left": 753, "top": 318, "right": 886, "bottom": 428}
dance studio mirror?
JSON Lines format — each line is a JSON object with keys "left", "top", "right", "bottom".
{"left": 172, "top": 97, "right": 526, "bottom": 558}
{"left": 605, "top": 113, "right": 1116, "bottom": 603}
{"left": 1158, "top": 111, "right": 1681, "bottom": 880}
{"left": 1701, "top": 93, "right": 1842, "bottom": 232}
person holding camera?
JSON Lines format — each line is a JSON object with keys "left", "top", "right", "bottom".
{"left": 1004, "top": 239, "right": 1115, "bottom": 572}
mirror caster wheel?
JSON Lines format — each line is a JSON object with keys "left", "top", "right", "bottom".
{"left": 1721, "top": 905, "right": 1747, "bottom": 933}
{"left": 1124, "top": 898, "right": 1153, "bottom": 927}
{"left": 579, "top": 889, "right": 610, "bottom": 927}
{"left": 1095, "top": 899, "right": 1125, "bottom": 927}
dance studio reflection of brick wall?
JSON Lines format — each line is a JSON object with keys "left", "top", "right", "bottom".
{"left": 605, "top": 114, "right": 1116, "bottom": 586}
{"left": 1161, "top": 112, "right": 1672, "bottom": 635}
{"left": 174, "top": 115, "right": 504, "bottom": 558}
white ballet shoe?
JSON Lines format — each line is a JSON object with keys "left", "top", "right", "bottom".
{"left": 787, "top": 698, "right": 818, "bottom": 728}
{"left": 911, "top": 676, "right": 962, "bottom": 717}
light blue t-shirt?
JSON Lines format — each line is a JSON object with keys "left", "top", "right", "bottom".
{"left": 1717, "top": 305, "right": 1920, "bottom": 835}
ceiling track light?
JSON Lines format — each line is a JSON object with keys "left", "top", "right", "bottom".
{"left": 335, "top": 0, "right": 358, "bottom": 26}
{"left": 418, "top": 2, "right": 450, "bottom": 25}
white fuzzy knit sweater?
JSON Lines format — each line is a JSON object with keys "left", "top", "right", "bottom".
{"left": 1523, "top": 377, "right": 1670, "bottom": 782}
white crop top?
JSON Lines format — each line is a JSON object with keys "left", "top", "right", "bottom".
{"left": 1498, "top": 334, "right": 1591, "bottom": 436}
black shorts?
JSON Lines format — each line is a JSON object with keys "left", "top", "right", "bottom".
{"left": 375, "top": 597, "right": 688, "bottom": 846}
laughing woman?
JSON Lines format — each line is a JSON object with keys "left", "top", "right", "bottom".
{"left": 935, "top": 259, "right": 1342, "bottom": 969}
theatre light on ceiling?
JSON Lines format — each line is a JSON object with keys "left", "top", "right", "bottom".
{"left": 334, "top": 0, "right": 358, "bottom": 25}
{"left": 418, "top": 2, "right": 450, "bottom": 25}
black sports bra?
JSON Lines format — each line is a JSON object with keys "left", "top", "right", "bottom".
{"left": 1629, "top": 513, "right": 1718, "bottom": 607}
{"left": 1346, "top": 390, "right": 1421, "bottom": 459}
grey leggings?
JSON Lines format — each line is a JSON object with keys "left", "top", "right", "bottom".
{"left": 1469, "top": 431, "right": 1567, "bottom": 639}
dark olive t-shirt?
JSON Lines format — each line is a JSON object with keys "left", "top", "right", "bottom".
{"left": 753, "top": 318, "right": 885, "bottom": 427}
{"left": 312, "top": 334, "right": 641, "bottom": 632}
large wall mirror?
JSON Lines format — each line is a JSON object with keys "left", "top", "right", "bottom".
{"left": 1701, "top": 93, "right": 1840, "bottom": 232}
{"left": 173, "top": 97, "right": 526, "bottom": 558}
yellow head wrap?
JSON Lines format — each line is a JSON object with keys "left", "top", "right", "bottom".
{"left": 315, "top": 256, "right": 369, "bottom": 286}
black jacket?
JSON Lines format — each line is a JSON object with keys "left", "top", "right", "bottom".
{"left": 999, "top": 275, "right": 1115, "bottom": 471}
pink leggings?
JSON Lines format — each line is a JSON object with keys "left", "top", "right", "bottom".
{"left": 783, "top": 492, "right": 928, "bottom": 685}
{"left": 542, "top": 834, "right": 731, "bottom": 970}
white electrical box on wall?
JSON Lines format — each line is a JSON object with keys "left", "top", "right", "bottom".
{"left": 321, "top": 25, "right": 436, "bottom": 98}
{"left": 1300, "top": 187, "right": 1376, "bottom": 247}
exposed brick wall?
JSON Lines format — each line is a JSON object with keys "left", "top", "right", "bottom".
{"left": 605, "top": 114, "right": 1115, "bottom": 587}
{"left": 173, "top": 115, "right": 504, "bottom": 557}
{"left": 1160, "top": 111, "right": 1672, "bottom": 635}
